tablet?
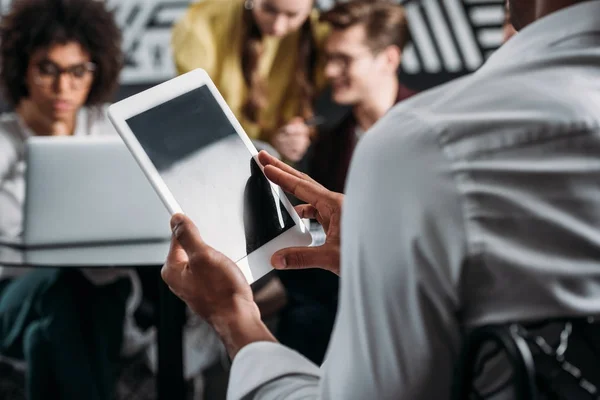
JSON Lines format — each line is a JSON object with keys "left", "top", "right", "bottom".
{"left": 107, "top": 68, "right": 311, "bottom": 283}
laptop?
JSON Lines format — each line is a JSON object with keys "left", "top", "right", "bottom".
{"left": 1, "top": 136, "right": 171, "bottom": 248}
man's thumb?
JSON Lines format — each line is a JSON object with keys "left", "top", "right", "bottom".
{"left": 171, "top": 213, "right": 205, "bottom": 253}
{"left": 271, "top": 246, "right": 335, "bottom": 271}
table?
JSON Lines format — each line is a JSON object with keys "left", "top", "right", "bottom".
{"left": 0, "top": 240, "right": 187, "bottom": 400}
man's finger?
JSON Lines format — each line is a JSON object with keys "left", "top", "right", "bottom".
{"left": 165, "top": 236, "right": 188, "bottom": 266}
{"left": 295, "top": 204, "right": 325, "bottom": 226}
{"left": 271, "top": 245, "right": 338, "bottom": 272}
{"left": 295, "top": 204, "right": 319, "bottom": 220}
{"left": 264, "top": 165, "right": 329, "bottom": 209}
{"left": 258, "top": 151, "right": 319, "bottom": 185}
{"left": 170, "top": 213, "right": 208, "bottom": 255}
{"left": 167, "top": 231, "right": 181, "bottom": 257}
{"left": 161, "top": 262, "right": 182, "bottom": 289}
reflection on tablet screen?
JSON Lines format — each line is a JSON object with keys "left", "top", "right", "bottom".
{"left": 125, "top": 85, "right": 295, "bottom": 262}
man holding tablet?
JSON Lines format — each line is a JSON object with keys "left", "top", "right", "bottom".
{"left": 161, "top": 0, "right": 600, "bottom": 397}
{"left": 276, "top": 0, "right": 416, "bottom": 366}
{"left": 108, "top": 69, "right": 312, "bottom": 284}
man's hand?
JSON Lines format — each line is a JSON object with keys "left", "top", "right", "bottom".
{"left": 271, "top": 117, "right": 312, "bottom": 162}
{"left": 258, "top": 150, "right": 344, "bottom": 276}
{"left": 161, "top": 214, "right": 275, "bottom": 358}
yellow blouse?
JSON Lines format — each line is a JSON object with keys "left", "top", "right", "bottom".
{"left": 171, "top": 0, "right": 329, "bottom": 141}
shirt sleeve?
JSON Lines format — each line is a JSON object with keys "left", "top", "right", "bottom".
{"left": 0, "top": 131, "right": 17, "bottom": 181}
{"left": 0, "top": 131, "right": 23, "bottom": 237}
{"left": 171, "top": 7, "right": 216, "bottom": 76}
{"left": 227, "top": 111, "right": 468, "bottom": 399}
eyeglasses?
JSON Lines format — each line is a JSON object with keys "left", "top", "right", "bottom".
{"left": 34, "top": 60, "right": 96, "bottom": 89}
{"left": 324, "top": 51, "right": 375, "bottom": 71}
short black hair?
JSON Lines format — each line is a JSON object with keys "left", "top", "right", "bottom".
{"left": 0, "top": 0, "right": 123, "bottom": 107}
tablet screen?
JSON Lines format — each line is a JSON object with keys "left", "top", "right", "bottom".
{"left": 125, "top": 85, "right": 295, "bottom": 262}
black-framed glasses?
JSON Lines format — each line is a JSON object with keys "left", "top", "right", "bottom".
{"left": 34, "top": 60, "right": 96, "bottom": 89}
{"left": 324, "top": 51, "right": 375, "bottom": 70}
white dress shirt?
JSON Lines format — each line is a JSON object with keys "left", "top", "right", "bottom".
{"left": 226, "top": 2, "right": 600, "bottom": 399}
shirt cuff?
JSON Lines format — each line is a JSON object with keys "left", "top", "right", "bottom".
{"left": 228, "top": 341, "right": 321, "bottom": 399}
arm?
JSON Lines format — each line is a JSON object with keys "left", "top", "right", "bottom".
{"left": 227, "top": 112, "right": 468, "bottom": 399}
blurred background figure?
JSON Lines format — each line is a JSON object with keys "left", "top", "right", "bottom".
{"left": 311, "top": 0, "right": 415, "bottom": 192}
{"left": 276, "top": 0, "right": 415, "bottom": 366}
{"left": 0, "top": 0, "right": 135, "bottom": 399}
{"left": 172, "top": 0, "right": 329, "bottom": 163}
{"left": 171, "top": 1, "right": 331, "bottom": 376}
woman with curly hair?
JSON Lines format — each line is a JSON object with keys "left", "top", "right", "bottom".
{"left": 0, "top": 0, "right": 129, "bottom": 399}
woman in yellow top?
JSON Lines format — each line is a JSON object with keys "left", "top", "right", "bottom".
{"left": 172, "top": 0, "right": 329, "bottom": 162}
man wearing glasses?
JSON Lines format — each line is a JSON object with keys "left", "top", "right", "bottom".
{"left": 162, "top": 0, "right": 600, "bottom": 397}
{"left": 0, "top": 1, "right": 130, "bottom": 399}
{"left": 276, "top": 0, "right": 415, "bottom": 366}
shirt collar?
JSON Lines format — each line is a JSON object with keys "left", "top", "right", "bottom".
{"left": 480, "top": 0, "right": 600, "bottom": 72}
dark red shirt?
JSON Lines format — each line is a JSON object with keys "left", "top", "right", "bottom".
{"left": 276, "top": 82, "right": 418, "bottom": 365}
{"left": 310, "top": 82, "right": 418, "bottom": 193}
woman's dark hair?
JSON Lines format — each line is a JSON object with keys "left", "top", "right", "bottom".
{"left": 240, "top": 5, "right": 317, "bottom": 125}
{"left": 0, "top": 0, "right": 123, "bottom": 106}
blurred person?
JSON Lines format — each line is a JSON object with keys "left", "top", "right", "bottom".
{"left": 0, "top": 1, "right": 133, "bottom": 399}
{"left": 162, "top": 0, "right": 600, "bottom": 398}
{"left": 171, "top": 0, "right": 329, "bottom": 163}
{"left": 277, "top": 0, "right": 416, "bottom": 365}
{"left": 312, "top": 0, "right": 415, "bottom": 194}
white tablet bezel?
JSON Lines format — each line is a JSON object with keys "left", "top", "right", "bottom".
{"left": 108, "top": 68, "right": 311, "bottom": 283}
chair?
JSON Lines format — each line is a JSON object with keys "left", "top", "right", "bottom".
{"left": 453, "top": 317, "right": 600, "bottom": 400}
